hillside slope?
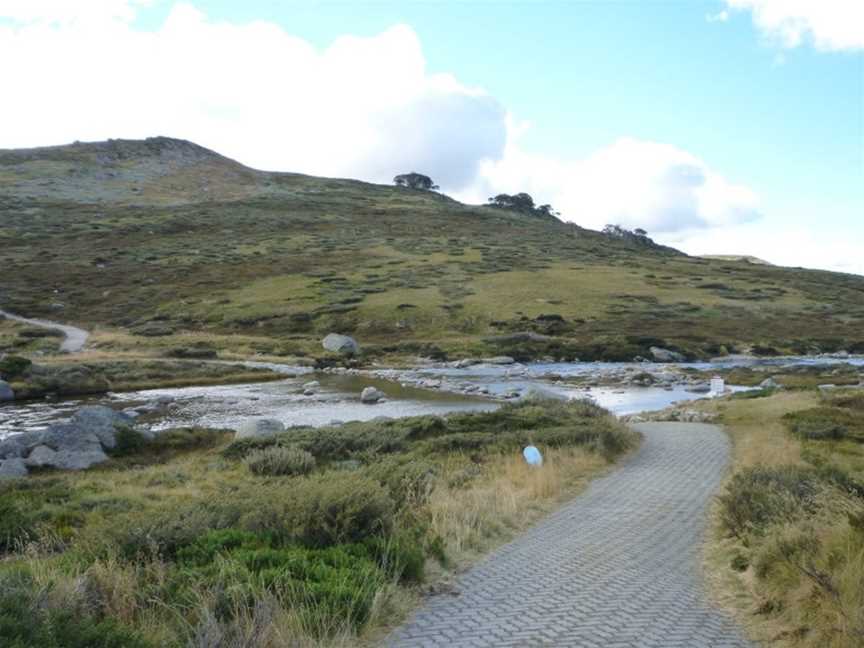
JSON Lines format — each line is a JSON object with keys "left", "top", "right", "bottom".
{"left": 2, "top": 137, "right": 863, "bottom": 361}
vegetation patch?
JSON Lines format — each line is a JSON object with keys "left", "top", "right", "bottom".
{"left": 0, "top": 398, "right": 636, "bottom": 645}
{"left": 710, "top": 389, "right": 864, "bottom": 647}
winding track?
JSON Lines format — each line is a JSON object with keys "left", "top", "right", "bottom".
{"left": 0, "top": 309, "right": 89, "bottom": 353}
{"left": 387, "top": 422, "right": 754, "bottom": 648}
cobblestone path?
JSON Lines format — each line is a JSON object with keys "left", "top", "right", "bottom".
{"left": 387, "top": 422, "right": 754, "bottom": 648}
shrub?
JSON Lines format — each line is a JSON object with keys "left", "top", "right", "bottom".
{"left": 823, "top": 390, "right": 864, "bottom": 412}
{"left": 783, "top": 407, "right": 861, "bottom": 440}
{"left": 113, "top": 502, "right": 243, "bottom": 561}
{"left": 286, "top": 475, "right": 395, "bottom": 547}
{"left": 174, "top": 530, "right": 389, "bottom": 634}
{"left": 0, "top": 355, "right": 31, "bottom": 379}
{"left": 109, "top": 427, "right": 149, "bottom": 457}
{"left": 0, "top": 572, "right": 150, "bottom": 648}
{"left": 244, "top": 446, "right": 316, "bottom": 477}
{"left": 730, "top": 387, "right": 777, "bottom": 400}
{"left": 718, "top": 466, "right": 836, "bottom": 539}
{"left": 0, "top": 498, "right": 34, "bottom": 552}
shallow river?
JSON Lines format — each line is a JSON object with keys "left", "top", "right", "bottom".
{"left": 1, "top": 356, "right": 860, "bottom": 438}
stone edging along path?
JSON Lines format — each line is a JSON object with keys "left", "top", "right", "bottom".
{"left": 0, "top": 309, "right": 89, "bottom": 353}
{"left": 387, "top": 422, "right": 755, "bottom": 648}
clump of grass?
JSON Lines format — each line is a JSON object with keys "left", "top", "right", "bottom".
{"left": 711, "top": 390, "right": 864, "bottom": 648}
{"left": 244, "top": 446, "right": 316, "bottom": 477}
{"left": 0, "top": 568, "right": 151, "bottom": 648}
{"left": 783, "top": 406, "right": 864, "bottom": 441}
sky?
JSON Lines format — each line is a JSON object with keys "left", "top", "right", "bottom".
{"left": 1, "top": 0, "right": 862, "bottom": 275}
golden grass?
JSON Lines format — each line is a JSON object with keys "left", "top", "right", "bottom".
{"left": 703, "top": 391, "right": 864, "bottom": 648}
{"left": 427, "top": 448, "right": 606, "bottom": 564}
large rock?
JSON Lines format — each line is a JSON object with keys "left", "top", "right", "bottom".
{"left": 24, "top": 445, "right": 58, "bottom": 467}
{"left": 649, "top": 346, "right": 686, "bottom": 363}
{"left": 27, "top": 421, "right": 110, "bottom": 470}
{"left": 322, "top": 333, "right": 360, "bottom": 356}
{"left": 50, "top": 446, "right": 109, "bottom": 471}
{"left": 0, "top": 437, "right": 25, "bottom": 460}
{"left": 235, "top": 418, "right": 285, "bottom": 440}
{"left": 69, "top": 405, "right": 134, "bottom": 449}
{"left": 482, "top": 356, "right": 516, "bottom": 365}
{"left": 0, "top": 458, "right": 28, "bottom": 479}
{"left": 0, "top": 380, "right": 13, "bottom": 402}
{"left": 686, "top": 382, "right": 712, "bottom": 394}
{"left": 360, "top": 386, "right": 385, "bottom": 404}
{"left": 35, "top": 422, "right": 103, "bottom": 452}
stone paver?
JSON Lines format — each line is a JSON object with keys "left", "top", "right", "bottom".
{"left": 387, "top": 423, "right": 754, "bottom": 648}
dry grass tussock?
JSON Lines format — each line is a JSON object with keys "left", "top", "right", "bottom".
{"left": 705, "top": 389, "right": 864, "bottom": 648}
{"left": 428, "top": 448, "right": 605, "bottom": 561}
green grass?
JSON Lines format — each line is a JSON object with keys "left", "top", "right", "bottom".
{"left": 2, "top": 138, "right": 863, "bottom": 363}
{"left": 7, "top": 359, "right": 283, "bottom": 400}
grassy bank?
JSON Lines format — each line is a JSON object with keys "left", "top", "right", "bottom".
{"left": 0, "top": 356, "right": 284, "bottom": 401}
{"left": 704, "top": 389, "right": 864, "bottom": 647}
{"left": 0, "top": 398, "right": 637, "bottom": 647}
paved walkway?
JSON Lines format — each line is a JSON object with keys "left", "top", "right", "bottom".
{"left": 0, "top": 309, "right": 89, "bottom": 353}
{"left": 387, "top": 422, "right": 754, "bottom": 648}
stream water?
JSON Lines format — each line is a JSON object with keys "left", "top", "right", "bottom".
{"left": 1, "top": 356, "right": 861, "bottom": 438}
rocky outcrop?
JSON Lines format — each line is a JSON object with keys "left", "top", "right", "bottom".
{"left": 0, "top": 437, "right": 25, "bottom": 460}
{"left": 649, "top": 347, "right": 686, "bottom": 363}
{"left": 0, "top": 405, "right": 135, "bottom": 477}
{"left": 0, "top": 458, "right": 28, "bottom": 479}
{"left": 235, "top": 418, "right": 285, "bottom": 440}
{"left": 360, "top": 386, "right": 385, "bottom": 404}
{"left": 481, "top": 356, "right": 516, "bottom": 365}
{"left": 322, "top": 333, "right": 360, "bottom": 356}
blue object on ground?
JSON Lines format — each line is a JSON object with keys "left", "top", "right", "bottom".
{"left": 523, "top": 445, "right": 543, "bottom": 466}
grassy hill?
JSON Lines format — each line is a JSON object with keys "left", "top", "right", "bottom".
{"left": 2, "top": 137, "right": 863, "bottom": 362}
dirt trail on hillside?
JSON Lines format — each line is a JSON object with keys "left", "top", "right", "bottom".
{"left": 0, "top": 309, "right": 89, "bottom": 353}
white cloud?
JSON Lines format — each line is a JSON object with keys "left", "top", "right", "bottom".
{"left": 706, "top": 10, "right": 729, "bottom": 23}
{"left": 666, "top": 222, "right": 864, "bottom": 276}
{"left": 0, "top": 2, "right": 506, "bottom": 189}
{"left": 725, "top": 0, "right": 864, "bottom": 51}
{"left": 457, "top": 134, "right": 761, "bottom": 235}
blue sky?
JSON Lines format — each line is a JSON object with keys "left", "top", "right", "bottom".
{"left": 2, "top": 0, "right": 862, "bottom": 273}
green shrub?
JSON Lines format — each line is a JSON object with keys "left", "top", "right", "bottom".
{"left": 730, "top": 553, "right": 750, "bottom": 572}
{"left": 0, "top": 572, "right": 150, "bottom": 648}
{"left": 174, "top": 529, "right": 389, "bottom": 634}
{"left": 364, "top": 529, "right": 426, "bottom": 583}
{"left": 783, "top": 407, "right": 861, "bottom": 440}
{"left": 244, "top": 446, "right": 316, "bottom": 477}
{"left": 286, "top": 475, "right": 395, "bottom": 547}
{"left": 114, "top": 502, "right": 243, "bottom": 561}
{"left": 222, "top": 400, "right": 627, "bottom": 464}
{"left": 823, "top": 390, "right": 864, "bottom": 412}
{"left": 0, "top": 355, "right": 31, "bottom": 379}
{"left": 719, "top": 466, "right": 832, "bottom": 539}
{"left": 0, "top": 498, "right": 34, "bottom": 552}
{"left": 366, "top": 457, "right": 437, "bottom": 507}
{"left": 109, "top": 427, "right": 148, "bottom": 456}
{"left": 150, "top": 427, "right": 227, "bottom": 452}
{"left": 731, "top": 387, "right": 777, "bottom": 400}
